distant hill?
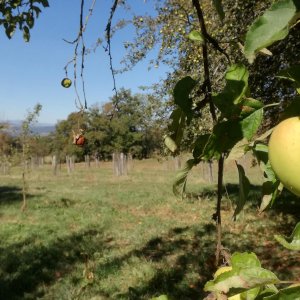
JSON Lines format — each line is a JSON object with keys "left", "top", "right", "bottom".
{"left": 2, "top": 120, "right": 55, "bottom": 136}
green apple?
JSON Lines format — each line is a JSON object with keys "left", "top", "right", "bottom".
{"left": 268, "top": 116, "right": 300, "bottom": 196}
{"left": 61, "top": 78, "right": 72, "bottom": 88}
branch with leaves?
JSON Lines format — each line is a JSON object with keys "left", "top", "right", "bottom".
{"left": 0, "top": 0, "right": 49, "bottom": 41}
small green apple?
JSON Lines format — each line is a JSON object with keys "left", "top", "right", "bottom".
{"left": 268, "top": 116, "right": 300, "bottom": 196}
{"left": 61, "top": 78, "right": 72, "bottom": 88}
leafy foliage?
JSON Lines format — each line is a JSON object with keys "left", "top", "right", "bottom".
{"left": 205, "top": 252, "right": 279, "bottom": 295}
{"left": 277, "top": 65, "right": 300, "bottom": 94}
{"left": 244, "top": 0, "right": 300, "bottom": 63}
{"left": 274, "top": 221, "right": 300, "bottom": 250}
{"left": 50, "top": 89, "right": 166, "bottom": 160}
{"left": 233, "top": 163, "right": 250, "bottom": 220}
{"left": 0, "top": 0, "right": 49, "bottom": 41}
{"left": 173, "top": 159, "right": 196, "bottom": 197}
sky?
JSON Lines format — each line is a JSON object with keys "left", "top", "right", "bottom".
{"left": 0, "top": 0, "right": 169, "bottom": 124}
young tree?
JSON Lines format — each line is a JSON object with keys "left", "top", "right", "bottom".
{"left": 20, "top": 103, "right": 42, "bottom": 211}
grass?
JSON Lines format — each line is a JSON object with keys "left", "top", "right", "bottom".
{"left": 0, "top": 157, "right": 299, "bottom": 300}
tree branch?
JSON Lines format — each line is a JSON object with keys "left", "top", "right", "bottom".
{"left": 63, "top": 0, "right": 97, "bottom": 111}
{"left": 192, "top": 0, "right": 216, "bottom": 122}
{"left": 105, "top": 0, "right": 120, "bottom": 113}
{"left": 192, "top": 0, "right": 226, "bottom": 267}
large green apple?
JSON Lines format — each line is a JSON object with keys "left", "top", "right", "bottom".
{"left": 268, "top": 116, "right": 300, "bottom": 196}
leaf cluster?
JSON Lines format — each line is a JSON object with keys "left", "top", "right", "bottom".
{"left": 0, "top": 0, "right": 49, "bottom": 41}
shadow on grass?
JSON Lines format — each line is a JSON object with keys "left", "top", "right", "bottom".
{"left": 0, "top": 186, "right": 41, "bottom": 205}
{"left": 92, "top": 225, "right": 216, "bottom": 300}
{"left": 200, "top": 183, "right": 300, "bottom": 219}
{"left": 94, "top": 222, "right": 299, "bottom": 299}
{"left": 0, "top": 228, "right": 110, "bottom": 300}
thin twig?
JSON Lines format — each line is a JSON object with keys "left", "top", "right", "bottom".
{"left": 206, "top": 34, "right": 230, "bottom": 64}
{"left": 63, "top": 0, "right": 97, "bottom": 111}
{"left": 105, "top": 0, "right": 120, "bottom": 113}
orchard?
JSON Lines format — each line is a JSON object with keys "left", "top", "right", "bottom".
{"left": 0, "top": 0, "right": 300, "bottom": 299}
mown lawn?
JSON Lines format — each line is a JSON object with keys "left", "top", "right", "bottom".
{"left": 0, "top": 158, "right": 299, "bottom": 300}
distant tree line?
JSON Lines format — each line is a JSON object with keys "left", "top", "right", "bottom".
{"left": 0, "top": 89, "right": 168, "bottom": 163}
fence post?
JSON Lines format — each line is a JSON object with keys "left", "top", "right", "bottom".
{"left": 113, "top": 152, "right": 128, "bottom": 176}
{"left": 66, "top": 155, "right": 71, "bottom": 174}
{"left": 85, "top": 155, "right": 90, "bottom": 168}
{"left": 52, "top": 155, "right": 58, "bottom": 175}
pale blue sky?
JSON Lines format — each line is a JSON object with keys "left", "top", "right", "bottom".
{"left": 0, "top": 0, "right": 169, "bottom": 124}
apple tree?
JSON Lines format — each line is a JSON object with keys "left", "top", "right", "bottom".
{"left": 160, "top": 0, "right": 300, "bottom": 299}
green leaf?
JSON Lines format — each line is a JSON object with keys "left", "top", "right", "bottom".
{"left": 253, "top": 144, "right": 277, "bottom": 182}
{"left": 274, "top": 221, "right": 300, "bottom": 250}
{"left": 26, "top": 13, "right": 34, "bottom": 28}
{"left": 5, "top": 24, "right": 16, "bottom": 39}
{"left": 23, "top": 25, "right": 30, "bottom": 42}
{"left": 164, "top": 135, "right": 177, "bottom": 153}
{"left": 264, "top": 161, "right": 277, "bottom": 182}
{"left": 193, "top": 134, "right": 210, "bottom": 159}
{"left": 233, "top": 163, "right": 250, "bottom": 220}
{"left": 205, "top": 252, "right": 280, "bottom": 296}
{"left": 213, "top": 64, "right": 249, "bottom": 118}
{"left": 260, "top": 180, "right": 282, "bottom": 212}
{"left": 264, "top": 285, "right": 300, "bottom": 299}
{"left": 173, "top": 76, "right": 197, "bottom": 121}
{"left": 32, "top": 5, "right": 42, "bottom": 17}
{"left": 203, "top": 120, "right": 243, "bottom": 160}
{"left": 226, "top": 138, "right": 249, "bottom": 161}
{"left": 240, "top": 108, "right": 263, "bottom": 140}
{"left": 212, "top": 0, "right": 225, "bottom": 22}
{"left": 38, "top": 0, "right": 50, "bottom": 7}
{"left": 204, "top": 266, "right": 279, "bottom": 293}
{"left": 239, "top": 267, "right": 279, "bottom": 288}
{"left": 239, "top": 98, "right": 264, "bottom": 118}
{"left": 12, "top": 0, "right": 21, "bottom": 8}
{"left": 244, "top": 0, "right": 299, "bottom": 63}
{"left": 231, "top": 252, "right": 261, "bottom": 269}
{"left": 188, "top": 30, "right": 204, "bottom": 43}
{"left": 253, "top": 142, "right": 268, "bottom": 161}
{"left": 168, "top": 107, "right": 186, "bottom": 150}
{"left": 253, "top": 143, "right": 277, "bottom": 182}
{"left": 255, "top": 288, "right": 278, "bottom": 300}
{"left": 173, "top": 159, "right": 196, "bottom": 197}
{"left": 240, "top": 287, "right": 261, "bottom": 300}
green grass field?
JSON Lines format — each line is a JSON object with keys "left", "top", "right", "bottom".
{"left": 0, "top": 158, "right": 299, "bottom": 300}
